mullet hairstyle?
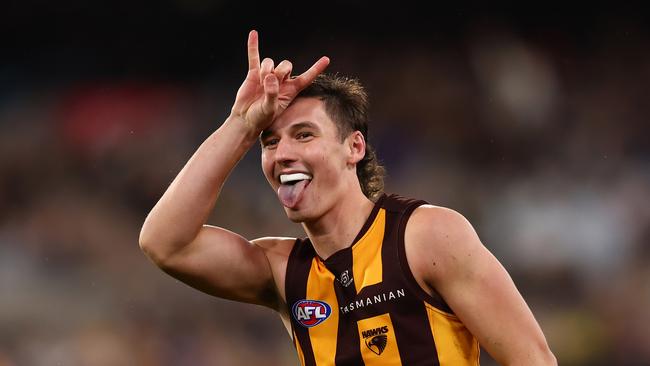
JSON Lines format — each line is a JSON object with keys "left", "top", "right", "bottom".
{"left": 296, "top": 73, "right": 385, "bottom": 201}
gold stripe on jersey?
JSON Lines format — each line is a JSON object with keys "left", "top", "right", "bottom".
{"left": 352, "top": 208, "right": 386, "bottom": 294}
{"left": 293, "top": 330, "right": 305, "bottom": 366}
{"left": 426, "top": 303, "right": 480, "bottom": 365}
{"left": 356, "top": 313, "right": 402, "bottom": 365}
{"left": 307, "top": 257, "right": 339, "bottom": 365}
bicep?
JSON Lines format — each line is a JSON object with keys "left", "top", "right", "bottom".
{"left": 160, "top": 225, "right": 280, "bottom": 308}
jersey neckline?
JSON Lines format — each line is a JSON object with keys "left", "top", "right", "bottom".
{"left": 317, "top": 193, "right": 387, "bottom": 265}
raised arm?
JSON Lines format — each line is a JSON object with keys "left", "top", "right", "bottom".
{"left": 138, "top": 30, "right": 329, "bottom": 309}
{"left": 405, "top": 206, "right": 557, "bottom": 365}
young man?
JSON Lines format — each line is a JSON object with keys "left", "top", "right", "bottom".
{"left": 139, "top": 30, "right": 556, "bottom": 365}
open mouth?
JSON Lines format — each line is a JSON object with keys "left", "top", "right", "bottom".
{"left": 277, "top": 173, "right": 312, "bottom": 208}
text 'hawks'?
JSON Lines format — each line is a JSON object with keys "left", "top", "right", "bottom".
{"left": 340, "top": 288, "right": 406, "bottom": 314}
{"left": 362, "top": 326, "right": 389, "bottom": 339}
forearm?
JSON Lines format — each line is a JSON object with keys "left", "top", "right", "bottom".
{"left": 139, "top": 116, "right": 258, "bottom": 259}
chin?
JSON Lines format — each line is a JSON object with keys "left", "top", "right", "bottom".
{"left": 283, "top": 203, "right": 324, "bottom": 224}
{"left": 284, "top": 208, "right": 309, "bottom": 223}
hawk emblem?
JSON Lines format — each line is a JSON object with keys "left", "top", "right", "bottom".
{"left": 365, "top": 334, "right": 388, "bottom": 355}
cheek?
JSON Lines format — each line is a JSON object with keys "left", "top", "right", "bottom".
{"left": 316, "top": 147, "right": 346, "bottom": 178}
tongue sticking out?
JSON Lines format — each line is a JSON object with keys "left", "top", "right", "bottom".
{"left": 278, "top": 180, "right": 309, "bottom": 208}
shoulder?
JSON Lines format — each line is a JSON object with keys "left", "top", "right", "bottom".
{"left": 404, "top": 205, "right": 484, "bottom": 285}
{"left": 251, "top": 236, "right": 298, "bottom": 269}
{"left": 252, "top": 236, "right": 297, "bottom": 253}
{"left": 406, "top": 204, "right": 477, "bottom": 243}
{"left": 251, "top": 236, "right": 298, "bottom": 305}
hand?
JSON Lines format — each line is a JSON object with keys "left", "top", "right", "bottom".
{"left": 230, "top": 30, "right": 330, "bottom": 135}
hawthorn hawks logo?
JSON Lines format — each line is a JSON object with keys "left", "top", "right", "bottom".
{"left": 292, "top": 300, "right": 332, "bottom": 327}
{"left": 362, "top": 326, "right": 389, "bottom": 355}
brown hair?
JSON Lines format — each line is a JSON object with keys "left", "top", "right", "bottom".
{"left": 296, "top": 74, "right": 385, "bottom": 201}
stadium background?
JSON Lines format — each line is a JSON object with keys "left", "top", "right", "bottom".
{"left": 1, "top": 2, "right": 648, "bottom": 365}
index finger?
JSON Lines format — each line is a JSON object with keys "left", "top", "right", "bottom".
{"left": 292, "top": 56, "right": 330, "bottom": 90}
{"left": 247, "top": 30, "right": 260, "bottom": 71}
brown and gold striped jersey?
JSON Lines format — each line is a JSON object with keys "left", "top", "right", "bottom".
{"left": 285, "top": 193, "right": 480, "bottom": 365}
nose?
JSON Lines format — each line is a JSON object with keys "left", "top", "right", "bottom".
{"left": 274, "top": 138, "right": 297, "bottom": 166}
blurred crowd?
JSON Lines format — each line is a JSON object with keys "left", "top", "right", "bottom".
{"left": 1, "top": 8, "right": 649, "bottom": 366}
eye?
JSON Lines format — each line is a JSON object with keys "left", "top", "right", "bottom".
{"left": 296, "top": 131, "right": 314, "bottom": 140}
{"left": 262, "top": 138, "right": 279, "bottom": 149}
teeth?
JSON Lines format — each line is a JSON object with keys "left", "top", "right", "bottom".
{"left": 280, "top": 173, "right": 312, "bottom": 184}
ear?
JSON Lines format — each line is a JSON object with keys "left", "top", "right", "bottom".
{"left": 346, "top": 131, "right": 366, "bottom": 165}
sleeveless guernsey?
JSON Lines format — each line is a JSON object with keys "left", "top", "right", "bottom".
{"left": 285, "top": 193, "right": 480, "bottom": 365}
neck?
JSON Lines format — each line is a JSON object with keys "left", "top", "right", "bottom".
{"left": 302, "top": 189, "right": 375, "bottom": 260}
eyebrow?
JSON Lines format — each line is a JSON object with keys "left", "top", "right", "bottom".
{"left": 260, "top": 121, "right": 320, "bottom": 141}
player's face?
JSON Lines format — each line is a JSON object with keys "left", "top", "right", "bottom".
{"left": 260, "top": 97, "right": 355, "bottom": 222}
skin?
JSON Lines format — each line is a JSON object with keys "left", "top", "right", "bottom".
{"left": 139, "top": 30, "right": 557, "bottom": 365}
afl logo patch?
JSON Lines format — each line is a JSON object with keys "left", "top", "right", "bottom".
{"left": 292, "top": 300, "right": 332, "bottom": 327}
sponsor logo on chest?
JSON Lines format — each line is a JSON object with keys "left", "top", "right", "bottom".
{"left": 340, "top": 288, "right": 406, "bottom": 315}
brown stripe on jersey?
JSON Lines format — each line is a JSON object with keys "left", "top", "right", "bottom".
{"left": 392, "top": 197, "right": 454, "bottom": 314}
{"left": 382, "top": 202, "right": 441, "bottom": 365}
{"left": 323, "top": 246, "right": 365, "bottom": 365}
{"left": 285, "top": 239, "right": 317, "bottom": 366}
